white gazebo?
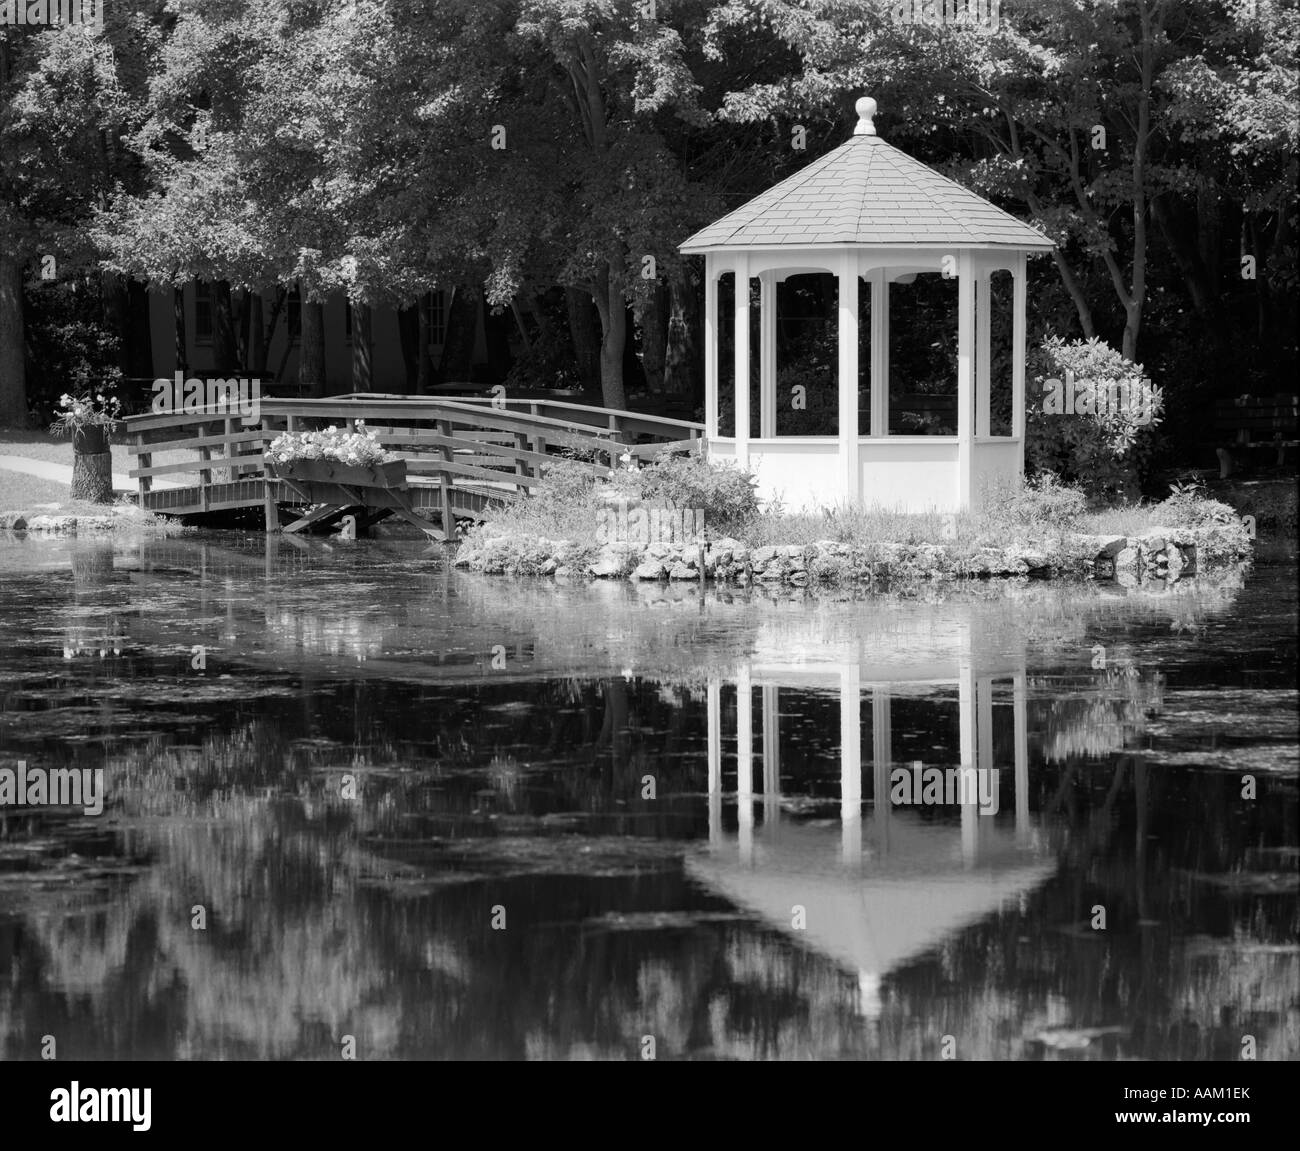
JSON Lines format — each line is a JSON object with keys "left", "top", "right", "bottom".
{"left": 679, "top": 96, "right": 1055, "bottom": 513}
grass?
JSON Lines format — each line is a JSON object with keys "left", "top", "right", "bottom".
{"left": 469, "top": 463, "right": 1252, "bottom": 559}
{"left": 0, "top": 469, "right": 76, "bottom": 510}
{"left": 0, "top": 427, "right": 203, "bottom": 475}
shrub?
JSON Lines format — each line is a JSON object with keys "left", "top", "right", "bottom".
{"left": 636, "top": 453, "right": 760, "bottom": 530}
{"left": 980, "top": 473, "right": 1088, "bottom": 532}
{"left": 1026, "top": 336, "right": 1163, "bottom": 500}
{"left": 1151, "top": 479, "right": 1243, "bottom": 528}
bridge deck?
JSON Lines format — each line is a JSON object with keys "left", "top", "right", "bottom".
{"left": 124, "top": 394, "right": 703, "bottom": 539}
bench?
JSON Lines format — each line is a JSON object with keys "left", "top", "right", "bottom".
{"left": 1213, "top": 394, "right": 1298, "bottom": 477}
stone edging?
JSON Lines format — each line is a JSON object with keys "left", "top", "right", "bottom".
{"left": 0, "top": 508, "right": 174, "bottom": 535}
{"left": 455, "top": 525, "right": 1250, "bottom": 585}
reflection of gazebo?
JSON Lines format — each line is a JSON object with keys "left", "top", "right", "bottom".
{"left": 679, "top": 96, "right": 1054, "bottom": 513}
{"left": 686, "top": 607, "right": 1052, "bottom": 1016}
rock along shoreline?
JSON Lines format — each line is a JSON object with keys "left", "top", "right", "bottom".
{"left": 454, "top": 525, "right": 1250, "bottom": 587}
{"left": 0, "top": 506, "right": 179, "bottom": 536}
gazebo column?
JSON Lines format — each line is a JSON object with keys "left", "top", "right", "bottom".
{"left": 837, "top": 252, "right": 861, "bottom": 501}
{"left": 869, "top": 269, "right": 889, "bottom": 437}
{"left": 734, "top": 253, "right": 751, "bottom": 467}
{"left": 707, "top": 677, "right": 722, "bottom": 844}
{"left": 1013, "top": 669, "right": 1029, "bottom": 842}
{"left": 759, "top": 272, "right": 777, "bottom": 438}
{"left": 1012, "top": 253, "right": 1027, "bottom": 475}
{"left": 956, "top": 251, "right": 976, "bottom": 509}
{"left": 737, "top": 665, "right": 754, "bottom": 863}
{"left": 976, "top": 258, "right": 992, "bottom": 438}
{"left": 959, "top": 660, "right": 977, "bottom": 866}
{"left": 976, "top": 675, "right": 995, "bottom": 855}
{"left": 704, "top": 258, "right": 719, "bottom": 440}
{"left": 840, "top": 663, "right": 862, "bottom": 863}
{"left": 871, "top": 688, "right": 892, "bottom": 852}
{"left": 761, "top": 685, "right": 780, "bottom": 827}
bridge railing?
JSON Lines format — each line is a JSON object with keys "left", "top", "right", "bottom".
{"left": 122, "top": 394, "right": 705, "bottom": 514}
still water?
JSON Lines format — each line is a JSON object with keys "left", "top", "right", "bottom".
{"left": 0, "top": 533, "right": 1295, "bottom": 1060}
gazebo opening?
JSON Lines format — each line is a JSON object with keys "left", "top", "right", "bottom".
{"left": 888, "top": 272, "right": 959, "bottom": 436}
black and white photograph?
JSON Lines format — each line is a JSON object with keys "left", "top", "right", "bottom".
{"left": 0, "top": 0, "right": 1295, "bottom": 1124}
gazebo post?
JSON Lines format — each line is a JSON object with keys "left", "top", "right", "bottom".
{"left": 869, "top": 268, "right": 889, "bottom": 437}
{"left": 707, "top": 677, "right": 722, "bottom": 844}
{"left": 976, "top": 257, "right": 992, "bottom": 438}
{"left": 1012, "top": 252, "right": 1027, "bottom": 476}
{"left": 734, "top": 253, "right": 751, "bottom": 467}
{"left": 759, "top": 271, "right": 777, "bottom": 438}
{"left": 737, "top": 664, "right": 754, "bottom": 863}
{"left": 761, "top": 685, "right": 780, "bottom": 826}
{"left": 838, "top": 252, "right": 860, "bottom": 501}
{"left": 840, "top": 663, "right": 862, "bottom": 863}
{"left": 1013, "top": 670, "right": 1029, "bottom": 840}
{"left": 871, "top": 688, "right": 892, "bottom": 851}
{"left": 956, "top": 251, "right": 976, "bottom": 509}
{"left": 959, "top": 660, "right": 977, "bottom": 866}
{"left": 704, "top": 259, "right": 719, "bottom": 440}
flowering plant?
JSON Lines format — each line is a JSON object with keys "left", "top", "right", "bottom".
{"left": 48, "top": 388, "right": 123, "bottom": 436}
{"left": 264, "top": 420, "right": 392, "bottom": 467}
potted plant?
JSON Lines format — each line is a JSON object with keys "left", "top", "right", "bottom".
{"left": 264, "top": 421, "right": 405, "bottom": 490}
{"left": 49, "top": 388, "right": 123, "bottom": 504}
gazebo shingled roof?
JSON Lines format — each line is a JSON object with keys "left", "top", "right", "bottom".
{"left": 681, "top": 129, "right": 1054, "bottom": 252}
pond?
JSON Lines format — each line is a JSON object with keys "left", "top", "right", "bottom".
{"left": 0, "top": 533, "right": 1295, "bottom": 1060}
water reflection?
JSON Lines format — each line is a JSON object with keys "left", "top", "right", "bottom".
{"left": 0, "top": 534, "right": 1294, "bottom": 1060}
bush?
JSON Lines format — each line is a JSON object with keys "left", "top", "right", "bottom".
{"left": 1151, "top": 479, "right": 1242, "bottom": 528}
{"left": 636, "top": 453, "right": 760, "bottom": 531}
{"left": 1026, "top": 336, "right": 1163, "bottom": 500}
{"left": 980, "top": 473, "right": 1088, "bottom": 532}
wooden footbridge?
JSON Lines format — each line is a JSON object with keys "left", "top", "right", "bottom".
{"left": 123, "top": 393, "right": 704, "bottom": 540}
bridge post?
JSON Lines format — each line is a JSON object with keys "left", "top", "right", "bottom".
{"left": 198, "top": 421, "right": 213, "bottom": 513}
{"left": 514, "top": 431, "right": 528, "bottom": 493}
{"left": 438, "top": 418, "right": 454, "bottom": 542}
{"left": 262, "top": 417, "right": 279, "bottom": 532}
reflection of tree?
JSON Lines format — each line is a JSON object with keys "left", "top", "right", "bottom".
{"left": 1036, "top": 666, "right": 1165, "bottom": 763}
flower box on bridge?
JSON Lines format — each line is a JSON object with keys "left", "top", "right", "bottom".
{"left": 266, "top": 457, "right": 408, "bottom": 490}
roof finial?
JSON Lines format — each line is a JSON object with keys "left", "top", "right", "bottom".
{"left": 854, "top": 96, "right": 878, "bottom": 137}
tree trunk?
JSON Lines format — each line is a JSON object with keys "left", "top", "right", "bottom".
{"left": 440, "top": 287, "right": 477, "bottom": 382}
{"left": 232, "top": 289, "right": 249, "bottom": 371}
{"left": 213, "top": 280, "right": 237, "bottom": 373}
{"left": 416, "top": 292, "right": 436, "bottom": 391}
{"left": 566, "top": 285, "right": 601, "bottom": 397}
{"left": 663, "top": 264, "right": 697, "bottom": 400}
{"left": 639, "top": 282, "right": 668, "bottom": 394}
{"left": 350, "top": 302, "right": 373, "bottom": 392}
{"left": 261, "top": 288, "right": 285, "bottom": 370}
{"left": 299, "top": 299, "right": 326, "bottom": 397}
{"left": 173, "top": 287, "right": 187, "bottom": 375}
{"left": 127, "top": 279, "right": 153, "bottom": 380}
{"left": 591, "top": 266, "right": 627, "bottom": 410}
{"left": 248, "top": 292, "right": 266, "bottom": 374}
{"left": 483, "top": 302, "right": 514, "bottom": 383}
{"left": 71, "top": 429, "right": 113, "bottom": 504}
{"left": 0, "top": 254, "right": 28, "bottom": 426}
{"left": 71, "top": 453, "right": 113, "bottom": 502}
{"left": 102, "top": 271, "right": 130, "bottom": 379}
{"left": 398, "top": 301, "right": 419, "bottom": 392}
